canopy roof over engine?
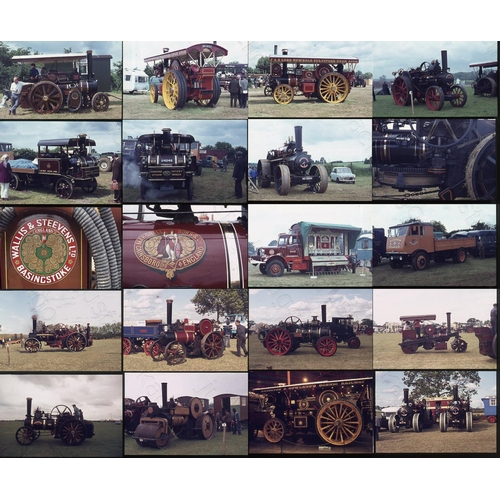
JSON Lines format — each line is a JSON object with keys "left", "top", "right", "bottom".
{"left": 38, "top": 137, "right": 96, "bottom": 147}
{"left": 144, "top": 44, "right": 228, "bottom": 65}
{"left": 137, "top": 133, "right": 195, "bottom": 144}
{"left": 469, "top": 61, "right": 497, "bottom": 68}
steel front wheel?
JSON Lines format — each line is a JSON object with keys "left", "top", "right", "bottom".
{"left": 309, "top": 164, "right": 328, "bottom": 193}
{"left": 91, "top": 92, "right": 109, "bottom": 112}
{"left": 465, "top": 133, "right": 496, "bottom": 200}
{"left": 164, "top": 341, "right": 187, "bottom": 365}
{"left": 439, "top": 412, "right": 447, "bottom": 432}
{"left": 123, "top": 338, "right": 132, "bottom": 355}
{"left": 149, "top": 83, "right": 159, "bottom": 103}
{"left": 265, "top": 328, "right": 292, "bottom": 355}
{"left": 317, "top": 73, "right": 349, "bottom": 103}
{"left": 67, "top": 88, "right": 83, "bottom": 112}
{"left": 80, "top": 178, "right": 97, "bottom": 193}
{"left": 273, "top": 84, "right": 294, "bottom": 105}
{"left": 425, "top": 86, "right": 445, "bottom": 111}
{"left": 162, "top": 70, "right": 188, "bottom": 110}
{"left": 28, "top": 81, "right": 63, "bottom": 114}
{"left": 316, "top": 336, "right": 337, "bottom": 356}
{"left": 451, "top": 338, "right": 468, "bottom": 352}
{"left": 16, "top": 427, "right": 35, "bottom": 445}
{"left": 274, "top": 163, "right": 291, "bottom": 195}
{"left": 143, "top": 339, "right": 154, "bottom": 356}
{"left": 150, "top": 340, "right": 165, "bottom": 361}
{"left": 412, "top": 413, "right": 422, "bottom": 432}
{"left": 347, "top": 336, "right": 361, "bottom": 349}
{"left": 197, "top": 413, "right": 216, "bottom": 440}
{"left": 263, "top": 418, "right": 285, "bottom": 443}
{"left": 392, "top": 76, "right": 413, "bottom": 106}
{"left": 201, "top": 333, "right": 224, "bottom": 359}
{"left": 476, "top": 76, "right": 497, "bottom": 97}
{"left": 316, "top": 400, "right": 362, "bottom": 446}
{"left": 401, "top": 340, "right": 418, "bottom": 354}
{"left": 25, "top": 338, "right": 41, "bottom": 353}
{"left": 60, "top": 420, "right": 86, "bottom": 445}
{"left": 449, "top": 85, "right": 467, "bottom": 107}
{"left": 54, "top": 177, "right": 74, "bottom": 199}
{"left": 388, "top": 414, "right": 398, "bottom": 433}
{"left": 466, "top": 411, "right": 473, "bottom": 432}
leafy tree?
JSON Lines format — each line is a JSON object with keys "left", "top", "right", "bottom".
{"left": 191, "top": 290, "right": 248, "bottom": 321}
{"left": 470, "top": 220, "right": 492, "bottom": 230}
{"left": 402, "top": 217, "right": 421, "bottom": 224}
{"left": 268, "top": 239, "right": 277, "bottom": 246}
{"left": 360, "top": 318, "right": 373, "bottom": 328}
{"left": 430, "top": 220, "right": 447, "bottom": 233}
{"left": 111, "top": 59, "right": 122, "bottom": 92}
{"left": 202, "top": 144, "right": 215, "bottom": 150}
{"left": 214, "top": 141, "right": 235, "bottom": 158}
{"left": 402, "top": 371, "right": 481, "bottom": 399}
{"left": 13, "top": 148, "right": 37, "bottom": 161}
{"left": 248, "top": 241, "right": 256, "bottom": 255}
{"left": 255, "top": 56, "right": 270, "bottom": 74}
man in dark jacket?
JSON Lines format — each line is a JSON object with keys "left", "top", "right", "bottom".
{"left": 232, "top": 151, "right": 246, "bottom": 199}
{"left": 228, "top": 77, "right": 240, "bottom": 108}
{"left": 232, "top": 408, "right": 241, "bottom": 435}
{"left": 235, "top": 320, "right": 247, "bottom": 357}
{"left": 111, "top": 154, "right": 122, "bottom": 202}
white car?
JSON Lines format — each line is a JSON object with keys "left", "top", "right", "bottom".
{"left": 330, "top": 166, "right": 356, "bottom": 183}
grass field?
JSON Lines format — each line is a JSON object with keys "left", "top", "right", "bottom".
{"left": 249, "top": 164, "right": 372, "bottom": 202}
{"left": 0, "top": 421, "right": 123, "bottom": 457}
{"left": 5, "top": 171, "right": 116, "bottom": 204}
{"left": 0, "top": 92, "right": 122, "bottom": 121}
{"left": 123, "top": 338, "right": 248, "bottom": 372}
{"left": 248, "top": 260, "right": 372, "bottom": 288}
{"left": 372, "top": 256, "right": 496, "bottom": 287}
{"left": 376, "top": 419, "right": 496, "bottom": 454}
{"left": 248, "top": 332, "right": 373, "bottom": 370}
{"left": 125, "top": 425, "right": 248, "bottom": 456}
{"left": 373, "top": 94, "right": 497, "bottom": 118}
{"left": 123, "top": 90, "right": 247, "bottom": 120}
{"left": 373, "top": 332, "right": 497, "bottom": 370}
{"left": 0, "top": 338, "right": 122, "bottom": 372}
{"left": 249, "top": 86, "right": 373, "bottom": 118}
{"left": 123, "top": 162, "right": 245, "bottom": 203}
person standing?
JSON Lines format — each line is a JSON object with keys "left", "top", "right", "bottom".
{"left": 235, "top": 319, "right": 248, "bottom": 357}
{"left": 29, "top": 63, "right": 39, "bottom": 82}
{"left": 0, "top": 154, "right": 13, "bottom": 200}
{"left": 232, "top": 408, "right": 241, "bottom": 435}
{"left": 223, "top": 319, "right": 232, "bottom": 348}
{"left": 232, "top": 151, "right": 246, "bottom": 199}
{"left": 491, "top": 303, "right": 497, "bottom": 334}
{"left": 111, "top": 153, "right": 122, "bottom": 202}
{"left": 239, "top": 75, "right": 248, "bottom": 108}
{"left": 212, "top": 154, "right": 218, "bottom": 172}
{"left": 228, "top": 76, "right": 240, "bottom": 108}
{"left": 9, "top": 76, "right": 23, "bottom": 116}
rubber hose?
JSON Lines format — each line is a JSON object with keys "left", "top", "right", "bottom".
{"left": 99, "top": 207, "right": 122, "bottom": 286}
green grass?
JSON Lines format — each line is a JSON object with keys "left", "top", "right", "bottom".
{"left": 0, "top": 421, "right": 123, "bottom": 457}
{"left": 373, "top": 94, "right": 497, "bottom": 117}
{"left": 373, "top": 255, "right": 496, "bottom": 287}
{"left": 0, "top": 338, "right": 122, "bottom": 372}
{"left": 125, "top": 426, "right": 248, "bottom": 456}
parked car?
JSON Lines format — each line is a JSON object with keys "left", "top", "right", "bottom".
{"left": 330, "top": 166, "right": 356, "bottom": 183}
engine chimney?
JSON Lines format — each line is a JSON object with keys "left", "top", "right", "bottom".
{"left": 162, "top": 128, "right": 172, "bottom": 145}
{"left": 162, "top": 383, "right": 168, "bottom": 408}
{"left": 452, "top": 385, "right": 459, "bottom": 402}
{"left": 86, "top": 50, "right": 93, "bottom": 79}
{"left": 446, "top": 312, "right": 451, "bottom": 334}
{"left": 441, "top": 50, "right": 448, "bottom": 72}
{"left": 32, "top": 315, "right": 37, "bottom": 335}
{"left": 26, "top": 397, "right": 32, "bottom": 419}
{"left": 273, "top": 45, "right": 278, "bottom": 56}
{"left": 321, "top": 305, "right": 327, "bottom": 323}
{"left": 403, "top": 388, "right": 409, "bottom": 404}
{"left": 294, "top": 126, "right": 303, "bottom": 152}
{"left": 166, "top": 299, "right": 173, "bottom": 328}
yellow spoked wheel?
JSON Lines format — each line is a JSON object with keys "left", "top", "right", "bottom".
{"left": 162, "top": 70, "right": 188, "bottom": 110}
{"left": 317, "top": 73, "right": 349, "bottom": 103}
{"left": 273, "top": 84, "right": 294, "bottom": 105}
{"left": 149, "top": 83, "right": 159, "bottom": 103}
{"left": 316, "top": 400, "right": 362, "bottom": 445}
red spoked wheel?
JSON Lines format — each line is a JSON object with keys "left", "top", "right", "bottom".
{"left": 265, "top": 328, "right": 292, "bottom": 356}
{"left": 425, "top": 85, "right": 445, "bottom": 111}
{"left": 123, "top": 338, "right": 132, "bottom": 355}
{"left": 143, "top": 340, "right": 154, "bottom": 356}
{"left": 316, "top": 336, "right": 338, "bottom": 357}
{"left": 392, "top": 76, "right": 413, "bottom": 106}
{"left": 201, "top": 332, "right": 224, "bottom": 359}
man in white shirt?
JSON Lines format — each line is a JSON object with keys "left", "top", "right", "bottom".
{"left": 9, "top": 76, "right": 23, "bottom": 115}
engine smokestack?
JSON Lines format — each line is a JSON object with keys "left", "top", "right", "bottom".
{"left": 452, "top": 385, "right": 459, "bottom": 401}
{"left": 294, "top": 126, "right": 303, "bottom": 152}
{"left": 166, "top": 300, "right": 173, "bottom": 328}
{"left": 321, "top": 305, "right": 327, "bottom": 323}
{"left": 32, "top": 315, "right": 37, "bottom": 334}
{"left": 403, "top": 388, "right": 409, "bottom": 404}
{"left": 441, "top": 50, "right": 448, "bottom": 72}
{"left": 162, "top": 128, "right": 172, "bottom": 144}
{"left": 26, "top": 397, "right": 32, "bottom": 419}
{"left": 87, "top": 50, "right": 93, "bottom": 79}
{"left": 162, "top": 383, "right": 168, "bottom": 408}
{"left": 274, "top": 45, "right": 278, "bottom": 56}
{"left": 446, "top": 312, "right": 451, "bottom": 335}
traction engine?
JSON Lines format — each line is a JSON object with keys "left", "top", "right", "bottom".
{"left": 439, "top": 386, "right": 473, "bottom": 432}
{"left": 388, "top": 388, "right": 433, "bottom": 433}
{"left": 130, "top": 382, "right": 215, "bottom": 448}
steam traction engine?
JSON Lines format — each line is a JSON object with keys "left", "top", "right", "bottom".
{"left": 250, "top": 377, "right": 373, "bottom": 447}
{"left": 25, "top": 316, "right": 92, "bottom": 353}
{"left": 470, "top": 61, "right": 498, "bottom": 97}
{"left": 373, "top": 119, "right": 496, "bottom": 200}
{"left": 398, "top": 313, "right": 467, "bottom": 354}
{"left": 16, "top": 397, "right": 94, "bottom": 446}
{"left": 123, "top": 299, "right": 224, "bottom": 364}
{"left": 145, "top": 43, "right": 227, "bottom": 110}
{"left": 388, "top": 388, "right": 433, "bottom": 433}
{"left": 439, "top": 386, "right": 473, "bottom": 432}
{"left": 134, "top": 128, "right": 199, "bottom": 200}
{"left": 130, "top": 383, "right": 215, "bottom": 448}
{"left": 257, "top": 126, "right": 328, "bottom": 196}
{"left": 266, "top": 49, "right": 358, "bottom": 105}
{"left": 392, "top": 50, "right": 467, "bottom": 111}
{"left": 258, "top": 305, "right": 361, "bottom": 357}
{"left": 13, "top": 50, "right": 109, "bottom": 114}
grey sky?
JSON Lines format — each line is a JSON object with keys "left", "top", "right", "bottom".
{"left": 249, "top": 288, "right": 372, "bottom": 325}
{"left": 0, "top": 374, "right": 122, "bottom": 420}
{"left": 248, "top": 119, "right": 371, "bottom": 163}
{"left": 0, "top": 291, "right": 121, "bottom": 336}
